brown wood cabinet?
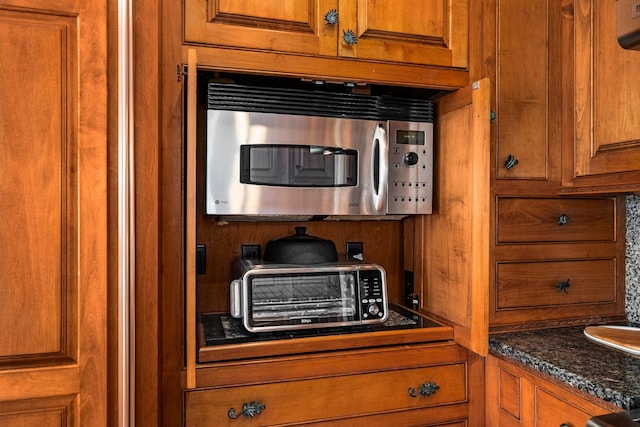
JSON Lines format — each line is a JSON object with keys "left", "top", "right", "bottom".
{"left": 0, "top": 0, "right": 108, "bottom": 425}
{"left": 182, "top": 0, "right": 472, "bottom": 89}
{"left": 484, "top": 0, "right": 563, "bottom": 193}
{"left": 185, "top": 0, "right": 469, "bottom": 68}
{"left": 486, "top": 354, "right": 618, "bottom": 426}
{"left": 180, "top": 47, "right": 489, "bottom": 423}
{"left": 491, "top": 196, "right": 626, "bottom": 329}
{"left": 186, "top": 343, "right": 472, "bottom": 426}
{"left": 562, "top": 0, "right": 640, "bottom": 192}
{"left": 483, "top": 0, "right": 627, "bottom": 331}
{"left": 135, "top": 0, "right": 486, "bottom": 425}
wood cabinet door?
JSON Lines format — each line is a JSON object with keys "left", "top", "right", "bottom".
{"left": 184, "top": 0, "right": 339, "bottom": 56}
{"left": 338, "top": 0, "right": 468, "bottom": 68}
{"left": 0, "top": 1, "right": 107, "bottom": 425}
{"left": 565, "top": 0, "right": 640, "bottom": 190}
{"left": 417, "top": 79, "right": 490, "bottom": 356}
{"left": 487, "top": 0, "right": 562, "bottom": 185}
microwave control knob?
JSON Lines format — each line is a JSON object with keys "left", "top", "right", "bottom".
{"left": 403, "top": 152, "right": 419, "bottom": 166}
{"left": 367, "top": 303, "right": 380, "bottom": 316}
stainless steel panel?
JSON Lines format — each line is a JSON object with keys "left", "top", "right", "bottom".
{"left": 388, "top": 121, "right": 434, "bottom": 214}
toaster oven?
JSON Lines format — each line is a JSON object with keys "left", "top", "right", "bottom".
{"left": 229, "top": 259, "right": 388, "bottom": 333}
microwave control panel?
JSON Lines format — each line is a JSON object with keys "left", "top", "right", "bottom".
{"left": 358, "top": 269, "right": 387, "bottom": 321}
{"left": 387, "top": 121, "right": 434, "bottom": 215}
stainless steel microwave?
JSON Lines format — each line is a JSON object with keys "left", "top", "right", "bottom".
{"left": 204, "top": 84, "right": 434, "bottom": 218}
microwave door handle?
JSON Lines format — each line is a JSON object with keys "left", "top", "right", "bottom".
{"left": 371, "top": 124, "right": 388, "bottom": 213}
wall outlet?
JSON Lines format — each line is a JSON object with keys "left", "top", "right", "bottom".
{"left": 346, "top": 242, "right": 363, "bottom": 261}
{"left": 242, "top": 244, "right": 261, "bottom": 260}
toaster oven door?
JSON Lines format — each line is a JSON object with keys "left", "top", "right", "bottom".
{"left": 243, "top": 270, "right": 360, "bottom": 332}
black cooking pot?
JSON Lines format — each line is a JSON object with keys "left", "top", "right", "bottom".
{"left": 263, "top": 227, "right": 338, "bottom": 264}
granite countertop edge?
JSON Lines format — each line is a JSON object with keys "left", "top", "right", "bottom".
{"left": 489, "top": 327, "right": 640, "bottom": 410}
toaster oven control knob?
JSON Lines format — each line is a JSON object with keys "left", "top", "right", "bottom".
{"left": 403, "top": 152, "right": 419, "bottom": 166}
{"left": 367, "top": 303, "right": 380, "bottom": 316}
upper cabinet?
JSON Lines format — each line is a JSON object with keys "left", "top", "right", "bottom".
{"left": 562, "top": 0, "right": 640, "bottom": 192}
{"left": 184, "top": 0, "right": 338, "bottom": 57}
{"left": 338, "top": 0, "right": 469, "bottom": 68}
{"left": 183, "top": 0, "right": 471, "bottom": 88}
{"left": 485, "top": 0, "right": 562, "bottom": 191}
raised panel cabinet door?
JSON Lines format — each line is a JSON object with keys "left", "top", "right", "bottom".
{"left": 338, "top": 0, "right": 469, "bottom": 68}
{"left": 0, "top": 1, "right": 107, "bottom": 425}
{"left": 569, "top": 0, "right": 640, "bottom": 185}
{"left": 184, "top": 0, "right": 339, "bottom": 56}
{"left": 491, "top": 0, "right": 562, "bottom": 182}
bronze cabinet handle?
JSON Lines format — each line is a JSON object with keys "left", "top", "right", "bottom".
{"left": 555, "top": 279, "right": 571, "bottom": 294}
{"left": 408, "top": 381, "right": 440, "bottom": 398}
{"left": 504, "top": 154, "right": 519, "bottom": 169}
{"left": 228, "top": 401, "right": 266, "bottom": 419}
{"left": 343, "top": 29, "right": 357, "bottom": 45}
{"left": 558, "top": 214, "right": 569, "bottom": 225}
{"left": 324, "top": 9, "right": 338, "bottom": 25}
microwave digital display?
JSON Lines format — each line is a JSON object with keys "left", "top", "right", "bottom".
{"left": 395, "top": 130, "right": 425, "bottom": 145}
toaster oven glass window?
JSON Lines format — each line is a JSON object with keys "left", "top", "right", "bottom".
{"left": 247, "top": 271, "right": 358, "bottom": 327}
{"left": 240, "top": 145, "right": 358, "bottom": 187}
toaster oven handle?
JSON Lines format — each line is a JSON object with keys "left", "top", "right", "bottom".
{"left": 229, "top": 279, "right": 243, "bottom": 318}
{"left": 371, "top": 123, "right": 388, "bottom": 213}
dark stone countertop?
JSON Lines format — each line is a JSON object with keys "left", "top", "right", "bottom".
{"left": 489, "top": 326, "right": 640, "bottom": 410}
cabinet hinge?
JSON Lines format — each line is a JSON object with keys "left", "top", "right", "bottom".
{"left": 177, "top": 64, "right": 187, "bottom": 82}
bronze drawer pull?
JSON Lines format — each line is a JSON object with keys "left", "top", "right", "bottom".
{"left": 558, "top": 214, "right": 569, "bottom": 225}
{"left": 408, "top": 381, "right": 440, "bottom": 398}
{"left": 555, "top": 279, "right": 571, "bottom": 294}
{"left": 504, "top": 154, "right": 519, "bottom": 169}
{"left": 228, "top": 401, "right": 266, "bottom": 419}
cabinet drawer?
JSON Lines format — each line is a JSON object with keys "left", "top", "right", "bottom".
{"left": 496, "top": 259, "right": 616, "bottom": 309}
{"left": 496, "top": 198, "right": 616, "bottom": 243}
{"left": 185, "top": 364, "right": 467, "bottom": 426}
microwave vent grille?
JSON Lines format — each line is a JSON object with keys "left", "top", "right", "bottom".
{"left": 207, "top": 83, "right": 434, "bottom": 123}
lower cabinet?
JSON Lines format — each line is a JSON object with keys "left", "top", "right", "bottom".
{"left": 490, "top": 196, "right": 626, "bottom": 329}
{"left": 486, "top": 354, "right": 618, "bottom": 426}
{"left": 185, "top": 343, "right": 475, "bottom": 426}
